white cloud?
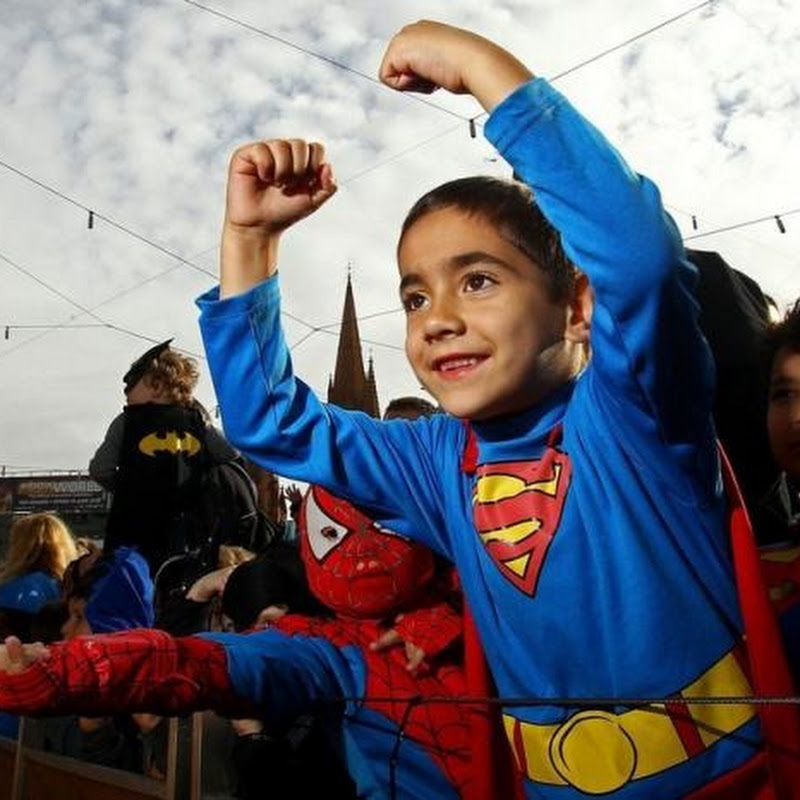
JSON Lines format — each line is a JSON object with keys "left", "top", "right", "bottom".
{"left": 1, "top": 0, "right": 798, "bottom": 470}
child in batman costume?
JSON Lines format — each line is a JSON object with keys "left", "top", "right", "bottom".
{"left": 90, "top": 341, "right": 247, "bottom": 585}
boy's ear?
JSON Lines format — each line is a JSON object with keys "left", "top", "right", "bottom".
{"left": 564, "top": 273, "right": 593, "bottom": 344}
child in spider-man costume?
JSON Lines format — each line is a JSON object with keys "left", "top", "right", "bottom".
{"left": 0, "top": 485, "right": 516, "bottom": 800}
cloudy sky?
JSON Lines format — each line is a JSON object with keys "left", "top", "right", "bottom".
{"left": 1, "top": 0, "right": 798, "bottom": 474}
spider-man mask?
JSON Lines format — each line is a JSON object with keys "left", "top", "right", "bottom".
{"left": 299, "top": 485, "right": 435, "bottom": 618}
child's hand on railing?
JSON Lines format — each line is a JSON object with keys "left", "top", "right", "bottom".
{"left": 0, "top": 636, "right": 50, "bottom": 674}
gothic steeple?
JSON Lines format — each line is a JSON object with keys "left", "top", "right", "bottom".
{"left": 327, "top": 272, "right": 380, "bottom": 417}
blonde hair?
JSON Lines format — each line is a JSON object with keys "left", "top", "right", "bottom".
{"left": 146, "top": 350, "right": 199, "bottom": 406}
{"left": 0, "top": 513, "right": 79, "bottom": 583}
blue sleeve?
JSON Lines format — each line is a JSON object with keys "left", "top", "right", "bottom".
{"left": 200, "top": 629, "right": 361, "bottom": 723}
{"left": 197, "top": 279, "right": 458, "bottom": 555}
{"left": 486, "top": 79, "right": 715, "bottom": 446}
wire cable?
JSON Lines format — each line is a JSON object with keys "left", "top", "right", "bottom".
{"left": 0, "top": 157, "right": 215, "bottom": 279}
{"left": 0, "top": 0, "right": 780, "bottom": 364}
{"left": 550, "top": 0, "right": 718, "bottom": 82}
{"left": 683, "top": 207, "right": 800, "bottom": 241}
{"left": 0, "top": 248, "right": 205, "bottom": 359}
{"left": 181, "top": 0, "right": 472, "bottom": 121}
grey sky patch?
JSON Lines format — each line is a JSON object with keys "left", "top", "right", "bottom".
{"left": 0, "top": 0, "right": 798, "bottom": 471}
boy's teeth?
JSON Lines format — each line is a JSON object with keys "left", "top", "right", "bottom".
{"left": 441, "top": 357, "right": 477, "bottom": 371}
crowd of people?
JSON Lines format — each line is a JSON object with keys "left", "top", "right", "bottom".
{"left": 1, "top": 18, "right": 800, "bottom": 800}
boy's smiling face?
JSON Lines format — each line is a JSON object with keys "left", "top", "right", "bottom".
{"left": 398, "top": 207, "right": 585, "bottom": 421}
{"left": 768, "top": 346, "right": 800, "bottom": 482}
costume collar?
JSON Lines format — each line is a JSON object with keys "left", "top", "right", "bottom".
{"left": 467, "top": 379, "right": 574, "bottom": 465}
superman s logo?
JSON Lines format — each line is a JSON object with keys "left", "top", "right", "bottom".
{"left": 473, "top": 448, "right": 571, "bottom": 596}
{"left": 138, "top": 430, "right": 202, "bottom": 457}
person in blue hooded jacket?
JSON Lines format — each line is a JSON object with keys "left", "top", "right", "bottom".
{"left": 42, "top": 547, "right": 156, "bottom": 773}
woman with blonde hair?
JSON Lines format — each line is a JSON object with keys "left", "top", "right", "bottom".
{"left": 0, "top": 513, "right": 78, "bottom": 613}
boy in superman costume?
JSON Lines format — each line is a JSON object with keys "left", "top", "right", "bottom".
{"left": 191, "top": 19, "right": 800, "bottom": 799}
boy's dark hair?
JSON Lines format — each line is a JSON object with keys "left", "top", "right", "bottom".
{"left": 764, "top": 298, "right": 800, "bottom": 371}
{"left": 383, "top": 396, "right": 437, "bottom": 420}
{"left": 399, "top": 175, "right": 577, "bottom": 300}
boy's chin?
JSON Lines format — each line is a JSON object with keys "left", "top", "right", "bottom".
{"left": 437, "top": 397, "right": 514, "bottom": 422}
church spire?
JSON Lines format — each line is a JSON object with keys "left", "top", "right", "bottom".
{"left": 327, "top": 271, "right": 380, "bottom": 417}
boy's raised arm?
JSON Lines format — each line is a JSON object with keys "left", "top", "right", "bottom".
{"left": 379, "top": 20, "right": 533, "bottom": 114}
{"left": 221, "top": 139, "right": 337, "bottom": 298}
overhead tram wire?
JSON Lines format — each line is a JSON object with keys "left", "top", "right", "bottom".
{"left": 683, "top": 208, "right": 800, "bottom": 242}
{"left": 180, "top": 0, "right": 470, "bottom": 122}
{"left": 549, "top": 0, "right": 718, "bottom": 83}
{"left": 0, "top": 157, "right": 216, "bottom": 280}
{"left": 329, "top": 1, "right": 721, "bottom": 185}
{"left": 5, "top": 323, "right": 107, "bottom": 332}
{"left": 0, "top": 249, "right": 114, "bottom": 328}
{"left": 0, "top": 257, "right": 205, "bottom": 361}
{"left": 180, "top": 1, "right": 720, "bottom": 190}
{"left": 0, "top": 247, "right": 205, "bottom": 360}
{"left": 0, "top": 157, "right": 406, "bottom": 353}
{"left": 290, "top": 324, "right": 404, "bottom": 354}
{"left": 0, "top": 241, "right": 405, "bottom": 359}
{"left": 339, "top": 121, "right": 466, "bottom": 187}
{"left": 465, "top": 0, "right": 719, "bottom": 127}
{"left": 8, "top": 198, "right": 794, "bottom": 363}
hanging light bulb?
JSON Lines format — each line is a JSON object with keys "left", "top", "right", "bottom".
{"left": 88, "top": 210, "right": 94, "bottom": 229}
{"left": 775, "top": 215, "right": 786, "bottom": 234}
{"left": 469, "top": 118, "right": 476, "bottom": 139}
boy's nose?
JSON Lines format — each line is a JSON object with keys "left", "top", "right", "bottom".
{"left": 423, "top": 297, "right": 466, "bottom": 340}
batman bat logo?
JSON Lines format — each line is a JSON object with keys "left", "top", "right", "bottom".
{"left": 138, "top": 430, "right": 202, "bottom": 457}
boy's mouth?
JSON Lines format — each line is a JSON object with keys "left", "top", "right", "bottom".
{"left": 433, "top": 354, "right": 487, "bottom": 378}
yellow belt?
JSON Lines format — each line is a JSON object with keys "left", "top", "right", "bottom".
{"left": 503, "top": 648, "right": 756, "bottom": 795}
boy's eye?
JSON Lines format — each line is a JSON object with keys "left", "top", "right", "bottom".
{"left": 464, "top": 272, "right": 495, "bottom": 292}
{"left": 402, "top": 292, "right": 427, "bottom": 313}
{"left": 770, "top": 387, "right": 796, "bottom": 403}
